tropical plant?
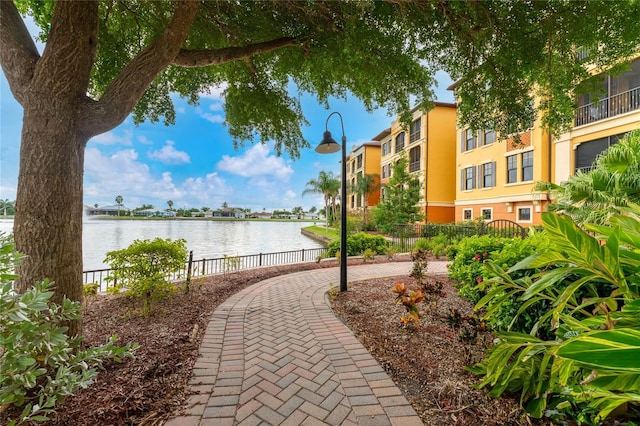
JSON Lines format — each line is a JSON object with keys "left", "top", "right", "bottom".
{"left": 0, "top": 234, "right": 136, "bottom": 425}
{"left": 390, "top": 282, "right": 425, "bottom": 328}
{"left": 104, "top": 238, "right": 188, "bottom": 315}
{"left": 371, "top": 155, "right": 423, "bottom": 233}
{"left": 469, "top": 211, "right": 640, "bottom": 423}
{"left": 535, "top": 130, "right": 640, "bottom": 224}
{"left": 114, "top": 195, "right": 124, "bottom": 217}
{"left": 167, "top": 200, "right": 174, "bottom": 211}
{"left": 302, "top": 171, "right": 340, "bottom": 229}
{"left": 350, "top": 173, "right": 380, "bottom": 224}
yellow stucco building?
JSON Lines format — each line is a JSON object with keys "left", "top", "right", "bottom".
{"left": 380, "top": 103, "right": 458, "bottom": 223}
{"left": 345, "top": 139, "right": 382, "bottom": 213}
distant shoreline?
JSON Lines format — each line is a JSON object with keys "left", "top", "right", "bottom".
{"left": 83, "top": 215, "right": 320, "bottom": 223}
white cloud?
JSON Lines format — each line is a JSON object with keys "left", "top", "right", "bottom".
{"left": 89, "top": 130, "right": 133, "bottom": 146}
{"left": 137, "top": 135, "right": 153, "bottom": 145}
{"left": 84, "top": 147, "right": 231, "bottom": 208}
{"left": 201, "top": 112, "right": 225, "bottom": 124}
{"left": 147, "top": 140, "right": 190, "bottom": 165}
{"left": 200, "top": 83, "right": 227, "bottom": 100}
{"left": 216, "top": 144, "right": 293, "bottom": 181}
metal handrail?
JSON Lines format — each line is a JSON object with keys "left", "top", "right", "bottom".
{"left": 84, "top": 247, "right": 329, "bottom": 292}
{"left": 574, "top": 86, "right": 640, "bottom": 127}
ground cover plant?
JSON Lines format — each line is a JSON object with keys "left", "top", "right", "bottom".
{"left": 0, "top": 234, "right": 136, "bottom": 425}
{"left": 468, "top": 210, "right": 640, "bottom": 424}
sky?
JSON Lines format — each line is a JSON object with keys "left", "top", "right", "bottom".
{"left": 0, "top": 17, "right": 454, "bottom": 213}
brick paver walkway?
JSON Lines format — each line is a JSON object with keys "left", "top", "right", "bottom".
{"left": 166, "top": 261, "right": 448, "bottom": 426}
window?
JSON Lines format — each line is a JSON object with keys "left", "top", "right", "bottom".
{"left": 356, "top": 194, "right": 362, "bottom": 208}
{"left": 410, "top": 118, "right": 421, "bottom": 143}
{"left": 479, "top": 162, "right": 496, "bottom": 188}
{"left": 381, "top": 187, "right": 386, "bottom": 201}
{"left": 481, "top": 208, "right": 493, "bottom": 220}
{"left": 518, "top": 207, "right": 532, "bottom": 222}
{"left": 357, "top": 154, "right": 363, "bottom": 169}
{"left": 382, "top": 142, "right": 388, "bottom": 156}
{"left": 521, "top": 151, "right": 533, "bottom": 181}
{"left": 463, "top": 209, "right": 473, "bottom": 221}
{"left": 350, "top": 195, "right": 355, "bottom": 209}
{"left": 462, "top": 166, "right": 476, "bottom": 191}
{"left": 463, "top": 129, "right": 476, "bottom": 151}
{"left": 395, "top": 132, "right": 405, "bottom": 152}
{"left": 409, "top": 146, "right": 421, "bottom": 173}
{"left": 574, "top": 132, "right": 626, "bottom": 173}
{"left": 381, "top": 164, "right": 387, "bottom": 179}
{"left": 483, "top": 129, "right": 496, "bottom": 146}
{"left": 507, "top": 155, "right": 517, "bottom": 183}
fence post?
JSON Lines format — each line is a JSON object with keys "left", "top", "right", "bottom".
{"left": 259, "top": 253, "right": 263, "bottom": 266}
{"left": 201, "top": 258, "right": 206, "bottom": 275}
{"left": 186, "top": 251, "right": 193, "bottom": 289}
{"left": 302, "top": 248, "right": 305, "bottom": 262}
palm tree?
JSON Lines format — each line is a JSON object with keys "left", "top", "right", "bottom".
{"left": 350, "top": 173, "right": 380, "bottom": 223}
{"left": 302, "top": 170, "right": 340, "bottom": 230}
{"left": 115, "top": 195, "right": 123, "bottom": 217}
{"left": 535, "top": 130, "right": 640, "bottom": 224}
{"left": 167, "top": 200, "right": 174, "bottom": 211}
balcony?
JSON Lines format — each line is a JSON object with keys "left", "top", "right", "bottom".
{"left": 574, "top": 86, "right": 640, "bottom": 127}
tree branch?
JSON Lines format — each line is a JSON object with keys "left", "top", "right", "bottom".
{"left": 172, "top": 37, "right": 299, "bottom": 68}
{"left": 0, "top": 0, "right": 40, "bottom": 104}
{"left": 85, "top": 0, "right": 200, "bottom": 139}
{"left": 34, "top": 1, "right": 99, "bottom": 100}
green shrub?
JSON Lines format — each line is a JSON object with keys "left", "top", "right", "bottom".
{"left": 446, "top": 235, "right": 504, "bottom": 303}
{"left": 326, "top": 233, "right": 388, "bottom": 257}
{"left": 412, "top": 238, "right": 430, "bottom": 252}
{"left": 470, "top": 211, "right": 640, "bottom": 423}
{"left": 0, "top": 235, "right": 136, "bottom": 425}
{"left": 105, "top": 238, "right": 188, "bottom": 315}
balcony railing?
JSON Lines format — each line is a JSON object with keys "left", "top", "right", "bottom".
{"left": 575, "top": 86, "right": 640, "bottom": 127}
{"left": 409, "top": 160, "right": 420, "bottom": 173}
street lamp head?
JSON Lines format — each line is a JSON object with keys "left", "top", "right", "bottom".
{"left": 315, "top": 131, "right": 341, "bottom": 154}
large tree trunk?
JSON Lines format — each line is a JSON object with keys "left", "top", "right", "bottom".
{"left": 15, "top": 101, "right": 86, "bottom": 337}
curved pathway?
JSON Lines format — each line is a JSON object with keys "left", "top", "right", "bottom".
{"left": 166, "top": 261, "right": 448, "bottom": 426}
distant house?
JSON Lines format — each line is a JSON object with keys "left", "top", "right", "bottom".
{"left": 249, "top": 211, "right": 272, "bottom": 219}
{"left": 86, "top": 204, "right": 131, "bottom": 216}
{"left": 213, "top": 207, "right": 246, "bottom": 218}
{"left": 133, "top": 208, "right": 176, "bottom": 217}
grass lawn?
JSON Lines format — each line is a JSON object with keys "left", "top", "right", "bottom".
{"left": 303, "top": 225, "right": 339, "bottom": 241}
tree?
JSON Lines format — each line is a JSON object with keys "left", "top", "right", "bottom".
{"left": 2, "top": 1, "right": 639, "bottom": 336}
{"left": 372, "top": 155, "right": 422, "bottom": 234}
{"left": 167, "top": 200, "right": 174, "bottom": 211}
{"left": 309, "top": 206, "right": 317, "bottom": 214}
{"left": 115, "top": 195, "right": 123, "bottom": 217}
{"left": 302, "top": 170, "right": 340, "bottom": 230}
{"left": 0, "top": 200, "right": 15, "bottom": 216}
{"left": 535, "top": 130, "right": 640, "bottom": 224}
{"left": 350, "top": 173, "right": 380, "bottom": 223}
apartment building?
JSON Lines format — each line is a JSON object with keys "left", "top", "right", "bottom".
{"left": 380, "top": 103, "right": 458, "bottom": 223}
{"left": 345, "top": 139, "right": 382, "bottom": 213}
{"left": 453, "top": 56, "right": 640, "bottom": 226}
{"left": 553, "top": 57, "right": 640, "bottom": 183}
{"left": 454, "top": 118, "right": 552, "bottom": 226}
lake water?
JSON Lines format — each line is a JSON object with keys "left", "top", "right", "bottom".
{"left": 0, "top": 218, "right": 324, "bottom": 271}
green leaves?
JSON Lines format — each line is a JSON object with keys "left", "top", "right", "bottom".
{"left": 467, "top": 208, "right": 640, "bottom": 423}
{"left": 105, "top": 238, "right": 188, "bottom": 315}
{"left": 557, "top": 329, "right": 640, "bottom": 373}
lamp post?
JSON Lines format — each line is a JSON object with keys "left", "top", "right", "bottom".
{"left": 315, "top": 111, "right": 348, "bottom": 292}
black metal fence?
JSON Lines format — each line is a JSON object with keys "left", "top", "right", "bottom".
{"left": 391, "top": 220, "right": 527, "bottom": 252}
{"left": 84, "top": 247, "right": 329, "bottom": 292}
